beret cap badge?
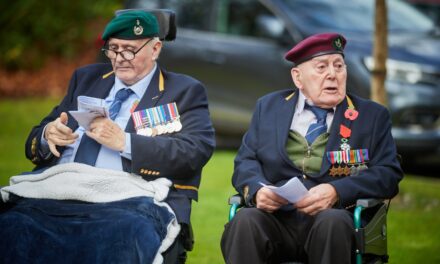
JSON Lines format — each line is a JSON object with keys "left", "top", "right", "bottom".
{"left": 333, "top": 36, "right": 343, "bottom": 51}
{"left": 101, "top": 10, "right": 159, "bottom": 40}
{"left": 133, "top": 19, "right": 144, "bottom": 36}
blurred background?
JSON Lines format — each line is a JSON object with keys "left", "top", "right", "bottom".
{"left": 1, "top": 0, "right": 440, "bottom": 263}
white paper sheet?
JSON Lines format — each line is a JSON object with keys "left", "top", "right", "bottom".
{"left": 69, "top": 96, "right": 109, "bottom": 130}
{"left": 260, "top": 177, "right": 309, "bottom": 203}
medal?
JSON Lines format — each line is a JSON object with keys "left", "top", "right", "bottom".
{"left": 329, "top": 164, "right": 351, "bottom": 177}
{"left": 174, "top": 120, "right": 183, "bottom": 132}
{"left": 350, "top": 165, "right": 359, "bottom": 176}
{"left": 340, "top": 138, "right": 350, "bottom": 151}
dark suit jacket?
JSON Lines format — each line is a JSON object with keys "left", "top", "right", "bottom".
{"left": 25, "top": 63, "right": 216, "bottom": 223}
{"left": 233, "top": 89, "right": 403, "bottom": 209}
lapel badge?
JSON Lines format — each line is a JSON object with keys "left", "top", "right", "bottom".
{"left": 344, "top": 108, "right": 359, "bottom": 121}
{"left": 340, "top": 124, "right": 351, "bottom": 138}
{"left": 133, "top": 19, "right": 143, "bottom": 36}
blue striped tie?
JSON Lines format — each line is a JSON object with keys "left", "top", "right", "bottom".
{"left": 109, "top": 88, "right": 133, "bottom": 120}
{"left": 305, "top": 104, "right": 330, "bottom": 145}
{"left": 74, "top": 88, "right": 132, "bottom": 166}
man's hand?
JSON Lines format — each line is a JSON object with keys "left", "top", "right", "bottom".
{"left": 86, "top": 117, "right": 126, "bottom": 152}
{"left": 295, "top": 183, "right": 338, "bottom": 215}
{"left": 255, "top": 187, "right": 289, "bottom": 213}
{"left": 44, "top": 112, "right": 78, "bottom": 157}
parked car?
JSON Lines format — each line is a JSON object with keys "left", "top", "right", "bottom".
{"left": 404, "top": 0, "right": 440, "bottom": 26}
{"left": 118, "top": 0, "right": 440, "bottom": 164}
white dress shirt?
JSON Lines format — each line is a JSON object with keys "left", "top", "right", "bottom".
{"left": 290, "top": 91, "right": 335, "bottom": 137}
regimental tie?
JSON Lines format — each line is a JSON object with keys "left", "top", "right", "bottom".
{"left": 304, "top": 104, "right": 331, "bottom": 145}
{"left": 74, "top": 88, "right": 133, "bottom": 166}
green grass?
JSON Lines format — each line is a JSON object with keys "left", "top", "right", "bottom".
{"left": 1, "top": 98, "right": 440, "bottom": 263}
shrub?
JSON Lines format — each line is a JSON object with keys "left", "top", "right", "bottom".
{"left": 0, "top": 0, "right": 122, "bottom": 70}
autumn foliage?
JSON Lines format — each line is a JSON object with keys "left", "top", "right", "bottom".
{"left": 0, "top": 0, "right": 122, "bottom": 97}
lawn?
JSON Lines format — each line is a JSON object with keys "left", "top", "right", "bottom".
{"left": 1, "top": 98, "right": 439, "bottom": 263}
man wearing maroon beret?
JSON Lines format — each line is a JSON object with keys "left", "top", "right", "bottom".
{"left": 221, "top": 33, "right": 403, "bottom": 263}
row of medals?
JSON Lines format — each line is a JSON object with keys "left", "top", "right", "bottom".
{"left": 137, "top": 119, "right": 182, "bottom": 137}
{"left": 329, "top": 163, "right": 368, "bottom": 177}
{"left": 329, "top": 141, "right": 368, "bottom": 177}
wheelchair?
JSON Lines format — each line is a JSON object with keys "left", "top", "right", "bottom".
{"left": 228, "top": 194, "right": 390, "bottom": 264}
{"left": 0, "top": 9, "right": 192, "bottom": 264}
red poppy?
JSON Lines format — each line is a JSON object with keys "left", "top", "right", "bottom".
{"left": 344, "top": 109, "right": 359, "bottom": 121}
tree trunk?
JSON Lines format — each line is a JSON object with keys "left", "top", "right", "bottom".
{"left": 371, "top": 0, "right": 388, "bottom": 106}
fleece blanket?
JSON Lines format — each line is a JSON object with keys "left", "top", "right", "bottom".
{"left": 0, "top": 163, "right": 181, "bottom": 264}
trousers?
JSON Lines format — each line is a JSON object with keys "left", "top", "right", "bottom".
{"left": 221, "top": 208, "right": 355, "bottom": 264}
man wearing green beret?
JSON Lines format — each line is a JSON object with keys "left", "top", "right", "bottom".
{"left": 0, "top": 10, "right": 215, "bottom": 263}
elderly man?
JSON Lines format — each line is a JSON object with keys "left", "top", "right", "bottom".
{"left": 0, "top": 10, "right": 215, "bottom": 263}
{"left": 220, "top": 33, "right": 403, "bottom": 263}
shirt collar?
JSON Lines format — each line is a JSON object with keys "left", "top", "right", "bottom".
{"left": 296, "top": 90, "right": 337, "bottom": 113}
{"left": 113, "top": 63, "right": 158, "bottom": 99}
{"left": 295, "top": 91, "right": 307, "bottom": 114}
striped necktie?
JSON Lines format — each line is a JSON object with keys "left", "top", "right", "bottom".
{"left": 74, "top": 88, "right": 132, "bottom": 166}
{"left": 109, "top": 88, "right": 133, "bottom": 120}
{"left": 304, "top": 104, "right": 330, "bottom": 145}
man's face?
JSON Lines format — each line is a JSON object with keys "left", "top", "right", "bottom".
{"left": 107, "top": 38, "right": 162, "bottom": 85}
{"left": 292, "top": 54, "right": 347, "bottom": 108}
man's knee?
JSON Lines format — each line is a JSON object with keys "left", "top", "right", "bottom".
{"left": 230, "top": 208, "right": 265, "bottom": 227}
{"left": 223, "top": 208, "right": 266, "bottom": 241}
{"left": 313, "top": 209, "right": 353, "bottom": 235}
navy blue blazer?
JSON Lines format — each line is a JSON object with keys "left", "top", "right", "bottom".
{"left": 233, "top": 89, "right": 403, "bottom": 209}
{"left": 25, "top": 63, "right": 216, "bottom": 223}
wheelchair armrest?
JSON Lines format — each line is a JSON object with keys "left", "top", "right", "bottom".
{"left": 355, "top": 198, "right": 384, "bottom": 208}
{"left": 228, "top": 194, "right": 244, "bottom": 206}
{"left": 228, "top": 194, "right": 245, "bottom": 221}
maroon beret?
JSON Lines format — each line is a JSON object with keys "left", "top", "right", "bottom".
{"left": 285, "top": 33, "right": 346, "bottom": 65}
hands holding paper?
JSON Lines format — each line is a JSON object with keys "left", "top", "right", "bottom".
{"left": 256, "top": 178, "right": 338, "bottom": 215}
{"left": 86, "top": 117, "right": 126, "bottom": 152}
{"left": 45, "top": 112, "right": 126, "bottom": 157}
{"left": 295, "top": 184, "right": 339, "bottom": 216}
{"left": 256, "top": 187, "right": 289, "bottom": 213}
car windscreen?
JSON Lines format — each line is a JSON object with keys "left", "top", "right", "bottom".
{"left": 281, "top": 0, "right": 434, "bottom": 33}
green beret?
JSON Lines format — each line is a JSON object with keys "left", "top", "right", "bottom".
{"left": 102, "top": 10, "right": 159, "bottom": 40}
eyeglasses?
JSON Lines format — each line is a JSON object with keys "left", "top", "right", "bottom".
{"left": 102, "top": 38, "right": 153, "bottom": 61}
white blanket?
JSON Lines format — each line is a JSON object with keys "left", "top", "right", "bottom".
{"left": 0, "top": 162, "right": 180, "bottom": 264}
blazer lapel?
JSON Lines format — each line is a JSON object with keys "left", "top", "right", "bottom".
{"left": 87, "top": 74, "right": 115, "bottom": 99}
{"left": 277, "top": 91, "right": 300, "bottom": 168}
{"left": 319, "top": 97, "right": 349, "bottom": 175}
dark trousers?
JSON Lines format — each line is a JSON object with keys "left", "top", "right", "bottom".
{"left": 221, "top": 208, "right": 355, "bottom": 264}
